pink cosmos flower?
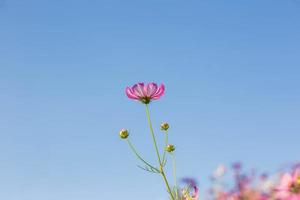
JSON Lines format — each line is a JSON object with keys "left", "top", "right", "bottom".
{"left": 182, "top": 186, "right": 199, "bottom": 200}
{"left": 275, "top": 170, "right": 300, "bottom": 200}
{"left": 191, "top": 186, "right": 199, "bottom": 200}
{"left": 181, "top": 178, "right": 199, "bottom": 200}
{"left": 125, "top": 82, "right": 165, "bottom": 104}
{"left": 220, "top": 189, "right": 267, "bottom": 200}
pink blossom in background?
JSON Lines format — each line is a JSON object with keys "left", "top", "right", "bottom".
{"left": 182, "top": 186, "right": 199, "bottom": 200}
{"left": 192, "top": 186, "right": 200, "bottom": 200}
{"left": 275, "top": 170, "right": 300, "bottom": 200}
{"left": 213, "top": 165, "right": 226, "bottom": 179}
{"left": 181, "top": 178, "right": 199, "bottom": 200}
{"left": 125, "top": 82, "right": 165, "bottom": 104}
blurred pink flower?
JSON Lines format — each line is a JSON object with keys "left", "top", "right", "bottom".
{"left": 181, "top": 178, "right": 199, "bottom": 200}
{"left": 222, "top": 189, "right": 268, "bottom": 200}
{"left": 275, "top": 170, "right": 300, "bottom": 200}
{"left": 182, "top": 186, "right": 199, "bottom": 200}
{"left": 213, "top": 165, "right": 227, "bottom": 178}
{"left": 125, "top": 82, "right": 165, "bottom": 104}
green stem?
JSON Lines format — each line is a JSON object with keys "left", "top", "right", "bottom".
{"left": 145, "top": 104, "right": 175, "bottom": 200}
{"left": 127, "top": 139, "right": 159, "bottom": 172}
{"left": 161, "top": 169, "right": 175, "bottom": 200}
{"left": 171, "top": 153, "right": 178, "bottom": 199}
{"left": 162, "top": 130, "right": 168, "bottom": 165}
{"left": 145, "top": 104, "right": 162, "bottom": 165}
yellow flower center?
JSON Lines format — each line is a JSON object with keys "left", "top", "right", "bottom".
{"left": 290, "top": 177, "right": 300, "bottom": 194}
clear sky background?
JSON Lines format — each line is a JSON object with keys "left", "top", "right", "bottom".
{"left": 0, "top": 0, "right": 300, "bottom": 199}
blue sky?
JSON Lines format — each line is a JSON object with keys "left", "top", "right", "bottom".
{"left": 0, "top": 0, "right": 300, "bottom": 199}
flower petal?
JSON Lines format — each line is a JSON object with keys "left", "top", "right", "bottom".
{"left": 152, "top": 83, "right": 165, "bottom": 99}
{"left": 125, "top": 87, "right": 139, "bottom": 99}
{"left": 132, "top": 83, "right": 145, "bottom": 97}
{"left": 192, "top": 186, "right": 199, "bottom": 199}
{"left": 281, "top": 173, "right": 293, "bottom": 188}
{"left": 146, "top": 82, "right": 158, "bottom": 97}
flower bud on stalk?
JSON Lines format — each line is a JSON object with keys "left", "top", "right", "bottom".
{"left": 166, "top": 144, "right": 175, "bottom": 152}
{"left": 160, "top": 122, "right": 169, "bottom": 131}
{"left": 119, "top": 129, "right": 129, "bottom": 139}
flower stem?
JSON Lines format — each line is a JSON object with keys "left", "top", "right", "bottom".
{"left": 145, "top": 104, "right": 175, "bottom": 200}
{"left": 171, "top": 153, "right": 178, "bottom": 199}
{"left": 145, "top": 105, "right": 162, "bottom": 165}
{"left": 162, "top": 130, "right": 168, "bottom": 165}
{"left": 161, "top": 168, "right": 175, "bottom": 200}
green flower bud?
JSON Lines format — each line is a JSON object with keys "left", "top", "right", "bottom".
{"left": 119, "top": 129, "right": 129, "bottom": 139}
{"left": 160, "top": 122, "right": 169, "bottom": 131}
{"left": 166, "top": 144, "right": 175, "bottom": 152}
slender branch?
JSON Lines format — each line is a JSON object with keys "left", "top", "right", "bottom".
{"left": 162, "top": 130, "right": 169, "bottom": 165}
{"left": 127, "top": 139, "right": 159, "bottom": 172}
{"left": 138, "top": 165, "right": 160, "bottom": 174}
{"left": 161, "top": 169, "right": 175, "bottom": 200}
{"left": 171, "top": 153, "right": 179, "bottom": 199}
{"left": 145, "top": 104, "right": 162, "bottom": 165}
{"left": 145, "top": 104, "right": 175, "bottom": 200}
